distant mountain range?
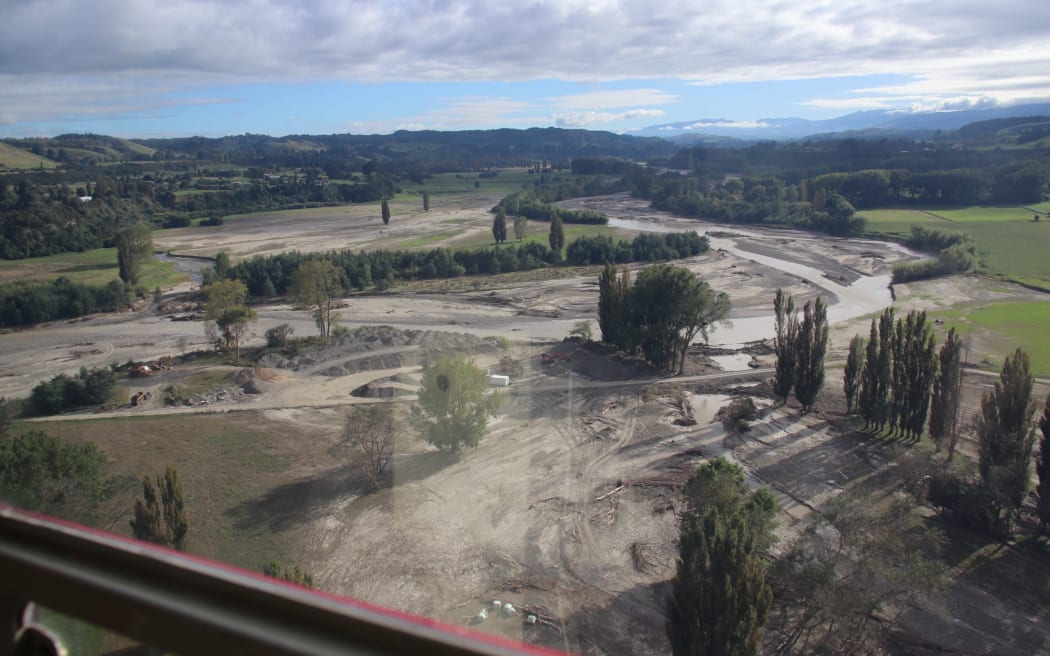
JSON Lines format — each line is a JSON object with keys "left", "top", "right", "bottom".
{"left": 634, "top": 102, "right": 1050, "bottom": 142}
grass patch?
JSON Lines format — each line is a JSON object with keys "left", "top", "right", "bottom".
{"left": 927, "top": 206, "right": 1037, "bottom": 223}
{"left": 0, "top": 248, "right": 187, "bottom": 288}
{"left": 0, "top": 142, "right": 58, "bottom": 170}
{"left": 41, "top": 412, "right": 310, "bottom": 570}
{"left": 927, "top": 301, "right": 1050, "bottom": 377}
{"left": 389, "top": 231, "right": 466, "bottom": 249}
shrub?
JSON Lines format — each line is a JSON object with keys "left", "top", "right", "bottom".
{"left": 717, "top": 397, "right": 758, "bottom": 433}
{"left": 265, "top": 324, "right": 295, "bottom": 348}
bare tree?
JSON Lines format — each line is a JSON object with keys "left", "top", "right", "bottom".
{"left": 345, "top": 405, "right": 397, "bottom": 489}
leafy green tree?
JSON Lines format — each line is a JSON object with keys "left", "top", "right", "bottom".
{"left": 289, "top": 260, "right": 344, "bottom": 338}
{"left": 597, "top": 263, "right": 630, "bottom": 346}
{"left": 622, "top": 264, "right": 730, "bottom": 373}
{"left": 422, "top": 191, "right": 430, "bottom": 212}
{"left": 0, "top": 429, "right": 108, "bottom": 518}
{"left": 203, "top": 279, "right": 256, "bottom": 362}
{"left": 116, "top": 223, "right": 153, "bottom": 285}
{"left": 548, "top": 208, "right": 565, "bottom": 258}
{"left": 492, "top": 207, "right": 508, "bottom": 244}
{"left": 793, "top": 297, "right": 828, "bottom": 413}
{"left": 843, "top": 335, "right": 865, "bottom": 414}
{"left": 212, "top": 250, "right": 231, "bottom": 281}
{"left": 977, "top": 349, "right": 1037, "bottom": 530}
{"left": 930, "top": 328, "right": 963, "bottom": 455}
{"left": 381, "top": 198, "right": 391, "bottom": 225}
{"left": 668, "top": 458, "right": 777, "bottom": 656}
{"left": 513, "top": 216, "right": 527, "bottom": 241}
{"left": 772, "top": 289, "right": 798, "bottom": 402}
{"left": 412, "top": 353, "right": 502, "bottom": 452}
{"left": 1035, "top": 396, "right": 1050, "bottom": 534}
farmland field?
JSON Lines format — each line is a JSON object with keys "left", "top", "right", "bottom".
{"left": 860, "top": 205, "right": 1050, "bottom": 290}
{"left": 0, "top": 247, "right": 186, "bottom": 288}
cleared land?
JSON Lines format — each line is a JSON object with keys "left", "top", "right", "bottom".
{"left": 5, "top": 188, "right": 1050, "bottom": 655}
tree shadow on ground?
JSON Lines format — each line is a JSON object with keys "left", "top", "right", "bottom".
{"left": 388, "top": 449, "right": 459, "bottom": 488}
{"left": 226, "top": 466, "right": 361, "bottom": 532}
{"left": 895, "top": 518, "right": 1050, "bottom": 655}
{"left": 557, "top": 580, "right": 671, "bottom": 656}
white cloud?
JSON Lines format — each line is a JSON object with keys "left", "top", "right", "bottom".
{"left": 553, "top": 109, "right": 665, "bottom": 127}
{"left": 1, "top": 0, "right": 1049, "bottom": 128}
{"left": 682, "top": 120, "right": 769, "bottom": 130}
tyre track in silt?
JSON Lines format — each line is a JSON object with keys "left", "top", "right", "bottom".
{"left": 558, "top": 392, "right": 639, "bottom": 589}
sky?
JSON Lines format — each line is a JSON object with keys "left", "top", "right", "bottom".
{"left": 1, "top": 0, "right": 1049, "bottom": 139}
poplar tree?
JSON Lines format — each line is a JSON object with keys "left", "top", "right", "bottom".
{"left": 422, "top": 191, "right": 430, "bottom": 212}
{"left": 492, "top": 207, "right": 508, "bottom": 244}
{"left": 793, "top": 297, "right": 828, "bottom": 413}
{"left": 667, "top": 458, "right": 776, "bottom": 656}
{"left": 976, "top": 349, "right": 1036, "bottom": 530}
{"left": 772, "top": 289, "right": 798, "bottom": 402}
{"left": 597, "top": 263, "right": 630, "bottom": 346}
{"left": 860, "top": 308, "right": 894, "bottom": 429}
{"left": 1035, "top": 396, "right": 1050, "bottom": 534}
{"left": 890, "top": 310, "right": 937, "bottom": 439}
{"left": 929, "top": 328, "right": 963, "bottom": 455}
{"left": 548, "top": 208, "right": 565, "bottom": 258}
{"left": 843, "top": 335, "right": 865, "bottom": 414}
{"left": 381, "top": 198, "right": 391, "bottom": 225}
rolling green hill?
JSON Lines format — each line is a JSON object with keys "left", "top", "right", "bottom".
{"left": 0, "top": 142, "right": 58, "bottom": 170}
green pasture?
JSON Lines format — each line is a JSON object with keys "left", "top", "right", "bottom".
{"left": 0, "top": 248, "right": 186, "bottom": 289}
{"left": 860, "top": 205, "right": 1050, "bottom": 291}
{"left": 927, "top": 301, "right": 1050, "bottom": 378}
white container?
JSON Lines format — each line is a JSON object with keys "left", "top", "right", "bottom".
{"left": 489, "top": 375, "right": 510, "bottom": 387}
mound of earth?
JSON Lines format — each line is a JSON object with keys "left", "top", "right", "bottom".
{"left": 231, "top": 367, "right": 280, "bottom": 394}
{"left": 259, "top": 326, "right": 501, "bottom": 374}
{"left": 350, "top": 373, "right": 419, "bottom": 399}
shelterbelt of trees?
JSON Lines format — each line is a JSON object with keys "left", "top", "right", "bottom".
{"left": 222, "top": 231, "right": 709, "bottom": 300}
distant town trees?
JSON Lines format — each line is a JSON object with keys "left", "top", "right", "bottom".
{"left": 289, "top": 260, "right": 344, "bottom": 338}
{"left": 116, "top": 223, "right": 153, "bottom": 285}
{"left": 667, "top": 457, "right": 777, "bottom": 656}
{"left": 130, "top": 466, "right": 188, "bottom": 551}
{"left": 599, "top": 264, "right": 729, "bottom": 374}
{"left": 412, "top": 353, "right": 501, "bottom": 453}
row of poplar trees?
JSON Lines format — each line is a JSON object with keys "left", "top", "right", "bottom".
{"left": 842, "top": 308, "right": 962, "bottom": 447}
{"left": 772, "top": 289, "right": 829, "bottom": 412}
